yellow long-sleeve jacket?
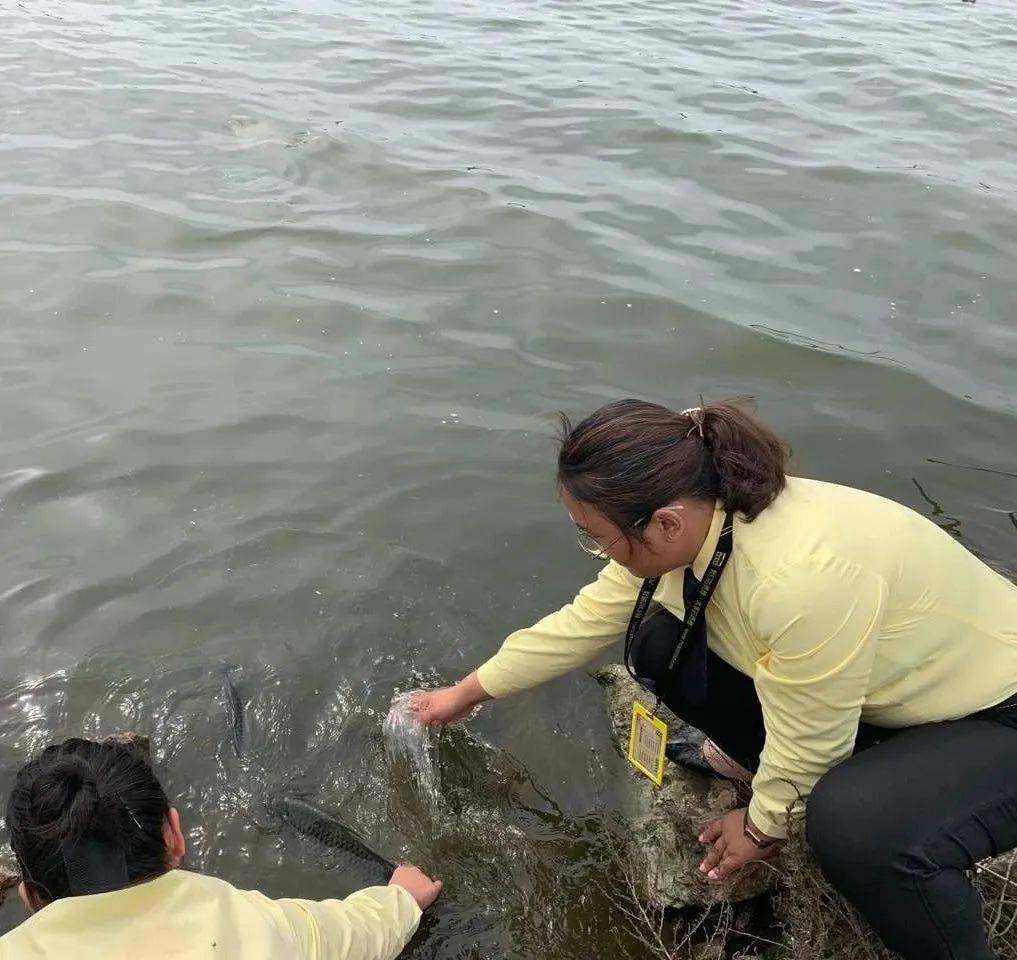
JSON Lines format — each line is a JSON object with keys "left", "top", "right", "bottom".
{"left": 477, "top": 477, "right": 1017, "bottom": 838}
{"left": 0, "top": 869, "right": 421, "bottom": 960}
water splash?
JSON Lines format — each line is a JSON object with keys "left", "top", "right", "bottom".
{"left": 384, "top": 690, "right": 441, "bottom": 811}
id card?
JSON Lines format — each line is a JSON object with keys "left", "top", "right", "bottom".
{"left": 627, "top": 701, "right": 668, "bottom": 786}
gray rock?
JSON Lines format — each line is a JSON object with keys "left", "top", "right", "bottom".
{"left": 596, "top": 664, "right": 774, "bottom": 908}
{"left": 103, "top": 731, "right": 151, "bottom": 758}
{"left": 0, "top": 848, "right": 19, "bottom": 908}
{"left": 597, "top": 665, "right": 1017, "bottom": 956}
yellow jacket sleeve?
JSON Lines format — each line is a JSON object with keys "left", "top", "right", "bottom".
{"left": 268, "top": 885, "right": 422, "bottom": 960}
{"left": 476, "top": 560, "right": 641, "bottom": 698}
{"left": 746, "top": 554, "right": 886, "bottom": 839}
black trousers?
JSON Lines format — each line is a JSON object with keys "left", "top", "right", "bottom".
{"left": 631, "top": 614, "right": 1017, "bottom": 960}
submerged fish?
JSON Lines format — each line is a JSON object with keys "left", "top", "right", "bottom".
{"left": 221, "top": 667, "right": 245, "bottom": 758}
{"left": 272, "top": 795, "right": 394, "bottom": 887}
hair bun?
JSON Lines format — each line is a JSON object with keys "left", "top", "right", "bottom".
{"left": 31, "top": 755, "right": 102, "bottom": 841}
{"left": 51, "top": 755, "right": 99, "bottom": 792}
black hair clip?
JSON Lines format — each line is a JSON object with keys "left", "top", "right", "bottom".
{"left": 61, "top": 836, "right": 129, "bottom": 896}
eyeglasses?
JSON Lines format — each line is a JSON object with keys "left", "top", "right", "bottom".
{"left": 576, "top": 515, "right": 650, "bottom": 560}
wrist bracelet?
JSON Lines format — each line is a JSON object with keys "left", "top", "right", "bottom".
{"left": 743, "top": 811, "right": 779, "bottom": 848}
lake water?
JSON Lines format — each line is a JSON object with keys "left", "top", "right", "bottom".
{"left": 1, "top": 0, "right": 1015, "bottom": 956}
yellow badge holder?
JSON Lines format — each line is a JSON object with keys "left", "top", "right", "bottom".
{"left": 620, "top": 514, "right": 735, "bottom": 789}
{"left": 627, "top": 700, "right": 668, "bottom": 786}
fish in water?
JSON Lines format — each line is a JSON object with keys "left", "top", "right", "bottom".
{"left": 226, "top": 117, "right": 313, "bottom": 149}
{"left": 221, "top": 667, "right": 245, "bottom": 758}
{"left": 271, "top": 795, "right": 394, "bottom": 887}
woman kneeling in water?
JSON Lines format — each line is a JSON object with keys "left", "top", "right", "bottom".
{"left": 415, "top": 398, "right": 1017, "bottom": 960}
{"left": 0, "top": 737, "right": 440, "bottom": 959}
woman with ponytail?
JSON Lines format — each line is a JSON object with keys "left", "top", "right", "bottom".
{"left": 1, "top": 738, "right": 440, "bottom": 959}
{"left": 413, "top": 397, "right": 1017, "bottom": 960}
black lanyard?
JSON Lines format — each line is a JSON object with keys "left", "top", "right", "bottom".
{"left": 622, "top": 512, "right": 735, "bottom": 696}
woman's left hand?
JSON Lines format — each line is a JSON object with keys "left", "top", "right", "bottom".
{"left": 698, "top": 807, "right": 782, "bottom": 882}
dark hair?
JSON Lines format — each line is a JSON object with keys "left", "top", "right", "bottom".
{"left": 557, "top": 397, "right": 790, "bottom": 532}
{"left": 6, "top": 738, "right": 171, "bottom": 902}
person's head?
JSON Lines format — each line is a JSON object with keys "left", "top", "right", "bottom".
{"left": 6, "top": 738, "right": 185, "bottom": 912}
{"left": 557, "top": 398, "right": 790, "bottom": 578}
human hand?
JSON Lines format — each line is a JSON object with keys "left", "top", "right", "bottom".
{"left": 698, "top": 807, "right": 781, "bottom": 882}
{"left": 389, "top": 864, "right": 443, "bottom": 910}
{"left": 411, "top": 673, "right": 490, "bottom": 726}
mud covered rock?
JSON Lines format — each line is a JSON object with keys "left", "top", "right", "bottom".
{"left": 104, "top": 731, "right": 152, "bottom": 758}
{"left": 596, "top": 664, "right": 774, "bottom": 908}
{"left": 597, "top": 665, "right": 1017, "bottom": 957}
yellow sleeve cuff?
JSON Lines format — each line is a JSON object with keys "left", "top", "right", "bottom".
{"left": 747, "top": 794, "right": 799, "bottom": 842}
{"left": 475, "top": 659, "right": 514, "bottom": 699}
{"left": 386, "top": 884, "right": 424, "bottom": 925}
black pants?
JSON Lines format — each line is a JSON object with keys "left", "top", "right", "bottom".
{"left": 631, "top": 615, "right": 1017, "bottom": 960}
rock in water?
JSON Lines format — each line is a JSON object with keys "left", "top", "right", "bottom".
{"left": 598, "top": 667, "right": 1017, "bottom": 956}
{"left": 103, "top": 731, "right": 151, "bottom": 758}
{"left": 0, "top": 854, "right": 18, "bottom": 907}
{"left": 596, "top": 664, "right": 773, "bottom": 908}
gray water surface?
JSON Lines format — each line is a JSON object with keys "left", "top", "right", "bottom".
{"left": 1, "top": 1, "right": 1015, "bottom": 956}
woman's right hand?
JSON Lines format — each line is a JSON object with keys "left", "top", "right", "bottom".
{"left": 389, "top": 864, "right": 443, "bottom": 910}
{"left": 411, "top": 673, "right": 490, "bottom": 726}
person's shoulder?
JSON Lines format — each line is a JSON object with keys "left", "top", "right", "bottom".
{"left": 735, "top": 478, "right": 886, "bottom": 576}
{"left": 0, "top": 918, "right": 31, "bottom": 952}
{"left": 781, "top": 476, "right": 913, "bottom": 512}
{"left": 781, "top": 475, "right": 880, "bottom": 503}
{"left": 181, "top": 870, "right": 260, "bottom": 893}
{"left": 740, "top": 476, "right": 937, "bottom": 589}
{"left": 0, "top": 873, "right": 239, "bottom": 958}
{"left": 161, "top": 869, "right": 247, "bottom": 902}
{"left": 748, "top": 476, "right": 917, "bottom": 534}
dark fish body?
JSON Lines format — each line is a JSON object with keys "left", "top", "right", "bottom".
{"left": 221, "top": 668, "right": 245, "bottom": 758}
{"left": 273, "top": 795, "right": 394, "bottom": 886}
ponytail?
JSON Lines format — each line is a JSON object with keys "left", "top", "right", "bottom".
{"left": 699, "top": 399, "right": 790, "bottom": 519}
{"left": 6, "top": 738, "right": 171, "bottom": 902}
{"left": 557, "top": 397, "right": 790, "bottom": 530}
